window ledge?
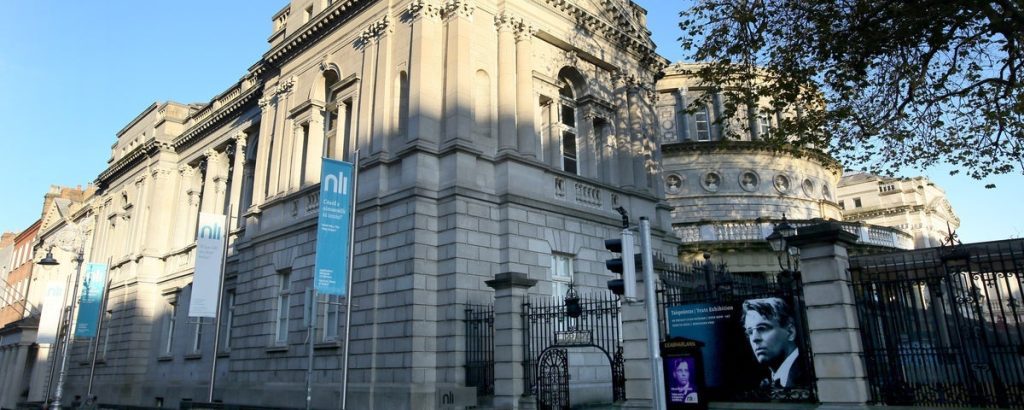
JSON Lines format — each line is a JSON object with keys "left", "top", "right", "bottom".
{"left": 157, "top": 355, "right": 173, "bottom": 362}
{"left": 217, "top": 350, "right": 231, "bottom": 358}
{"left": 314, "top": 341, "right": 341, "bottom": 350}
{"left": 266, "top": 345, "right": 289, "bottom": 353}
{"left": 184, "top": 353, "right": 202, "bottom": 360}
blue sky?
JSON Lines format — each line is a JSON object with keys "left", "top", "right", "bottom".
{"left": 0, "top": 1, "right": 1019, "bottom": 242}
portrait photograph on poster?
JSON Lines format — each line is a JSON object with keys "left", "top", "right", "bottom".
{"left": 666, "top": 296, "right": 813, "bottom": 400}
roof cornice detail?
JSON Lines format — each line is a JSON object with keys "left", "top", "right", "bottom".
{"left": 541, "top": 0, "right": 665, "bottom": 72}
{"left": 264, "top": 0, "right": 373, "bottom": 68}
{"left": 662, "top": 140, "right": 842, "bottom": 171}
{"left": 172, "top": 82, "right": 262, "bottom": 152}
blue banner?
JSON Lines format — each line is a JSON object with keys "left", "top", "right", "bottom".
{"left": 75, "top": 263, "right": 108, "bottom": 338}
{"left": 666, "top": 303, "right": 735, "bottom": 388}
{"left": 314, "top": 158, "right": 355, "bottom": 296}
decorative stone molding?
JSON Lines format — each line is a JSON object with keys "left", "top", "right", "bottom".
{"left": 515, "top": 22, "right": 537, "bottom": 42}
{"left": 665, "top": 173, "right": 683, "bottom": 194}
{"left": 358, "top": 16, "right": 392, "bottom": 45}
{"left": 773, "top": 174, "right": 791, "bottom": 194}
{"left": 801, "top": 178, "right": 815, "bottom": 196}
{"left": 258, "top": 96, "right": 273, "bottom": 108}
{"left": 151, "top": 167, "right": 174, "bottom": 180}
{"left": 739, "top": 170, "right": 759, "bottom": 192}
{"left": 179, "top": 165, "right": 197, "bottom": 178}
{"left": 564, "top": 50, "right": 580, "bottom": 68}
{"left": 408, "top": 0, "right": 443, "bottom": 21}
{"left": 494, "top": 13, "right": 518, "bottom": 32}
{"left": 443, "top": 0, "right": 475, "bottom": 19}
{"left": 701, "top": 171, "right": 721, "bottom": 192}
{"left": 276, "top": 76, "right": 297, "bottom": 95}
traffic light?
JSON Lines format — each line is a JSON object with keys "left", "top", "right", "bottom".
{"left": 605, "top": 229, "right": 638, "bottom": 299}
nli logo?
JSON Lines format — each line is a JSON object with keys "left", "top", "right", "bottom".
{"left": 198, "top": 224, "right": 223, "bottom": 240}
{"left": 323, "top": 171, "right": 350, "bottom": 195}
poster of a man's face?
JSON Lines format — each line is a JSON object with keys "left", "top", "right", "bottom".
{"left": 667, "top": 357, "right": 699, "bottom": 404}
{"left": 741, "top": 297, "right": 807, "bottom": 389}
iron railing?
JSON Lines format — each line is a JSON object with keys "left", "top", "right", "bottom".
{"left": 851, "top": 238, "right": 1024, "bottom": 407}
{"left": 464, "top": 304, "right": 495, "bottom": 397}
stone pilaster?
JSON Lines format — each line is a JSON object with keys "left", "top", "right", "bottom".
{"left": 406, "top": 0, "right": 443, "bottom": 144}
{"left": 486, "top": 272, "right": 536, "bottom": 410}
{"left": 495, "top": 13, "right": 518, "bottom": 153}
{"left": 788, "top": 222, "right": 870, "bottom": 406}
{"left": 515, "top": 21, "right": 537, "bottom": 158}
{"left": 228, "top": 133, "right": 248, "bottom": 226}
{"left": 252, "top": 96, "right": 274, "bottom": 207}
{"left": 443, "top": 0, "right": 475, "bottom": 145}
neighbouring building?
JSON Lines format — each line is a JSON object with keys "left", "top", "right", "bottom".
{"left": 0, "top": 185, "right": 94, "bottom": 409}
{"left": 48, "top": 1, "right": 678, "bottom": 408}
{"left": 654, "top": 64, "right": 914, "bottom": 276}
{"left": 837, "top": 172, "right": 961, "bottom": 248}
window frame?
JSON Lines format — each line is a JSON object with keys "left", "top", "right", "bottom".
{"left": 694, "top": 105, "right": 711, "bottom": 141}
{"left": 274, "top": 271, "right": 292, "bottom": 345}
{"left": 550, "top": 253, "right": 575, "bottom": 297}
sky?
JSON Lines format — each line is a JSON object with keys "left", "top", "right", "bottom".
{"left": 0, "top": 1, "right": 1020, "bottom": 242}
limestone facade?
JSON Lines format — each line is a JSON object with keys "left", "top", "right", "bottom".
{"left": 837, "top": 172, "right": 961, "bottom": 248}
{"left": 47, "top": 1, "right": 679, "bottom": 408}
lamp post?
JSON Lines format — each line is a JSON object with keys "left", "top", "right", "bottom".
{"left": 766, "top": 215, "right": 799, "bottom": 275}
{"left": 38, "top": 245, "right": 86, "bottom": 410}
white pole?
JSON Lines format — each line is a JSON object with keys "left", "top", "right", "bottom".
{"left": 50, "top": 250, "right": 85, "bottom": 410}
{"left": 207, "top": 217, "right": 230, "bottom": 402}
{"left": 340, "top": 152, "right": 360, "bottom": 410}
{"left": 639, "top": 217, "right": 667, "bottom": 410}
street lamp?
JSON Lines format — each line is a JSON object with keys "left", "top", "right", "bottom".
{"left": 766, "top": 215, "right": 800, "bottom": 274}
{"left": 38, "top": 245, "right": 86, "bottom": 410}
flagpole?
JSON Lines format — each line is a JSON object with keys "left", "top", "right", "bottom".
{"left": 340, "top": 151, "right": 359, "bottom": 410}
{"left": 87, "top": 256, "right": 113, "bottom": 395}
{"left": 208, "top": 214, "right": 230, "bottom": 402}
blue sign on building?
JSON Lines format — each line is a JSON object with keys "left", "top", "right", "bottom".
{"left": 75, "top": 263, "right": 108, "bottom": 338}
{"left": 314, "top": 158, "right": 355, "bottom": 296}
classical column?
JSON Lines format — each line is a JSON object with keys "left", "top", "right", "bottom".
{"left": 788, "top": 222, "right": 871, "bottom": 406}
{"left": 371, "top": 18, "right": 392, "bottom": 155}
{"left": 515, "top": 22, "right": 537, "bottom": 158}
{"left": 174, "top": 165, "right": 196, "bottom": 247}
{"left": 252, "top": 97, "right": 274, "bottom": 206}
{"left": 485, "top": 272, "right": 536, "bottom": 410}
{"left": 443, "top": 0, "right": 475, "bottom": 144}
{"left": 675, "top": 89, "right": 690, "bottom": 141}
{"left": 495, "top": 13, "right": 518, "bottom": 153}
{"left": 711, "top": 92, "right": 724, "bottom": 140}
{"left": 406, "top": 1, "right": 443, "bottom": 144}
{"left": 142, "top": 167, "right": 176, "bottom": 254}
{"left": 305, "top": 117, "right": 324, "bottom": 185}
{"left": 289, "top": 124, "right": 305, "bottom": 190}
{"left": 615, "top": 75, "right": 634, "bottom": 188}
{"left": 627, "top": 82, "right": 644, "bottom": 189}
{"left": 227, "top": 133, "right": 248, "bottom": 225}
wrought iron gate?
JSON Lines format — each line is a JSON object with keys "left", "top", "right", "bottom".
{"left": 537, "top": 348, "right": 570, "bottom": 410}
{"left": 523, "top": 291, "right": 624, "bottom": 405}
{"left": 851, "top": 239, "right": 1024, "bottom": 407}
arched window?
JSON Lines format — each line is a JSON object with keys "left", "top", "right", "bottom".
{"left": 323, "top": 70, "right": 353, "bottom": 161}
{"left": 558, "top": 78, "right": 578, "bottom": 175}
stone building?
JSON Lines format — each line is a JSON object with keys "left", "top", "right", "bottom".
{"left": 655, "top": 63, "right": 914, "bottom": 275}
{"left": 50, "top": 0, "right": 677, "bottom": 408}
{"left": 837, "top": 172, "right": 961, "bottom": 248}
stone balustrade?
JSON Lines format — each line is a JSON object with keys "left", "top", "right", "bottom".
{"left": 673, "top": 219, "right": 915, "bottom": 250}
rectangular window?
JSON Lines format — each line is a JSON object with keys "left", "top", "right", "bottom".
{"left": 220, "top": 291, "right": 235, "bottom": 351}
{"left": 561, "top": 131, "right": 578, "bottom": 175}
{"left": 551, "top": 254, "right": 574, "bottom": 297}
{"left": 838, "top": 200, "right": 845, "bottom": 210}
{"left": 758, "top": 113, "right": 772, "bottom": 136}
{"left": 854, "top": 197, "right": 863, "bottom": 208}
{"left": 191, "top": 320, "right": 203, "bottom": 354}
{"left": 164, "top": 302, "right": 177, "bottom": 355}
{"left": 319, "top": 294, "right": 341, "bottom": 343}
{"left": 694, "top": 106, "right": 711, "bottom": 141}
{"left": 275, "top": 271, "right": 292, "bottom": 345}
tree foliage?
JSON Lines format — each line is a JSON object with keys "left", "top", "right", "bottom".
{"left": 679, "top": 0, "right": 1024, "bottom": 179}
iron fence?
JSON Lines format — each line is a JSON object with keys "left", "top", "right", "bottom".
{"left": 851, "top": 238, "right": 1024, "bottom": 407}
{"left": 464, "top": 304, "right": 494, "bottom": 397}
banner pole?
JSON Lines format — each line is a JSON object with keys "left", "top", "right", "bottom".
{"left": 340, "top": 152, "right": 360, "bottom": 410}
{"left": 86, "top": 256, "right": 113, "bottom": 396}
{"left": 208, "top": 214, "right": 230, "bottom": 402}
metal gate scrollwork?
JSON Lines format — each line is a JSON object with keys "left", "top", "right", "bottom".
{"left": 537, "top": 348, "right": 570, "bottom": 410}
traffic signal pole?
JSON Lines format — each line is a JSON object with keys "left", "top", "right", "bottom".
{"left": 640, "top": 217, "right": 667, "bottom": 410}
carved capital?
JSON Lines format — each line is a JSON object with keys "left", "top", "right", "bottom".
{"left": 408, "top": 0, "right": 442, "bottom": 21}
{"left": 178, "top": 165, "right": 197, "bottom": 178}
{"left": 358, "top": 16, "right": 392, "bottom": 45}
{"left": 258, "top": 96, "right": 273, "bottom": 108}
{"left": 515, "top": 22, "right": 536, "bottom": 42}
{"left": 494, "top": 13, "right": 518, "bottom": 32}
{"left": 443, "top": 0, "right": 475, "bottom": 20}
{"left": 276, "top": 76, "right": 297, "bottom": 95}
{"left": 151, "top": 167, "right": 173, "bottom": 180}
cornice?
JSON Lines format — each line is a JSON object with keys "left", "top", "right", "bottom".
{"left": 264, "top": 0, "right": 374, "bottom": 68}
{"left": 661, "top": 140, "right": 842, "bottom": 172}
{"left": 540, "top": 0, "right": 665, "bottom": 73}
{"left": 172, "top": 81, "right": 262, "bottom": 152}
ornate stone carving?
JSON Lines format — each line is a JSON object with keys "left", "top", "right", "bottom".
{"left": 359, "top": 16, "right": 392, "bottom": 44}
{"left": 151, "top": 167, "right": 174, "bottom": 180}
{"left": 443, "top": 0, "right": 475, "bottom": 19}
{"left": 276, "top": 76, "right": 297, "bottom": 95}
{"left": 515, "top": 22, "right": 537, "bottom": 42}
{"left": 739, "top": 170, "right": 759, "bottom": 192}
{"left": 408, "top": 0, "right": 442, "bottom": 21}
{"left": 179, "top": 165, "right": 197, "bottom": 178}
{"left": 702, "top": 171, "right": 721, "bottom": 193}
{"left": 564, "top": 50, "right": 579, "bottom": 68}
{"left": 665, "top": 173, "right": 683, "bottom": 194}
{"left": 494, "top": 13, "right": 518, "bottom": 32}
